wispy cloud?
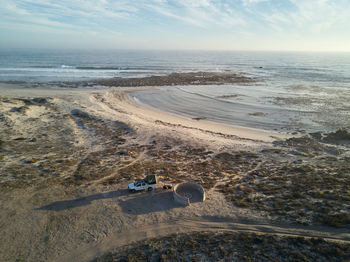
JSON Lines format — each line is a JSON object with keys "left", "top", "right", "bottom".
{"left": 145, "top": 0, "right": 246, "bottom": 28}
{"left": 2, "top": 0, "right": 349, "bottom": 32}
{"left": 1, "top": 0, "right": 133, "bottom": 29}
{"left": 254, "top": 0, "right": 350, "bottom": 34}
{"left": 1, "top": 0, "right": 247, "bottom": 31}
{"left": 290, "top": 0, "right": 350, "bottom": 32}
{"left": 1, "top": 0, "right": 349, "bottom": 50}
{"left": 145, "top": 4, "right": 204, "bottom": 27}
{"left": 241, "top": 0, "right": 269, "bottom": 6}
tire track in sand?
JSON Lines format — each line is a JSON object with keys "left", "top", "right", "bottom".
{"left": 54, "top": 217, "right": 350, "bottom": 262}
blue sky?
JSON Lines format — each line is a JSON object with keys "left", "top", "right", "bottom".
{"left": 1, "top": 0, "right": 350, "bottom": 51}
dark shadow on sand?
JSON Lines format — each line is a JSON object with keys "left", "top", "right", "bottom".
{"left": 118, "top": 191, "right": 183, "bottom": 215}
{"left": 37, "top": 189, "right": 129, "bottom": 211}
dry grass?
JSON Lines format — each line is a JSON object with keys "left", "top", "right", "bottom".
{"left": 0, "top": 98, "right": 131, "bottom": 191}
{"left": 93, "top": 231, "right": 350, "bottom": 262}
{"left": 218, "top": 135, "right": 350, "bottom": 227}
{"left": 2, "top": 98, "right": 349, "bottom": 228}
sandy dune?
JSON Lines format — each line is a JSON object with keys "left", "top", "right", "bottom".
{"left": 0, "top": 84, "right": 349, "bottom": 262}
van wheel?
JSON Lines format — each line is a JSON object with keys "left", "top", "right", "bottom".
{"left": 131, "top": 189, "right": 136, "bottom": 193}
{"left": 148, "top": 187, "right": 153, "bottom": 191}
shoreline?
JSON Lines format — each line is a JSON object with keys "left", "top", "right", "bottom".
{"left": 95, "top": 88, "right": 290, "bottom": 148}
{"left": 0, "top": 82, "right": 289, "bottom": 148}
{"left": 125, "top": 89, "right": 290, "bottom": 143}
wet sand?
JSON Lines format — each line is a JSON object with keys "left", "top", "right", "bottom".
{"left": 0, "top": 82, "right": 349, "bottom": 261}
{"left": 97, "top": 88, "right": 289, "bottom": 146}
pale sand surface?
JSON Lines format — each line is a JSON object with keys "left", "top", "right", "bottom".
{"left": 96, "top": 88, "right": 290, "bottom": 147}
{"left": 0, "top": 83, "right": 349, "bottom": 262}
{"left": 0, "top": 85, "right": 286, "bottom": 147}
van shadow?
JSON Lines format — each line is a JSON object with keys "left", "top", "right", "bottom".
{"left": 38, "top": 189, "right": 129, "bottom": 211}
{"left": 118, "top": 191, "right": 184, "bottom": 215}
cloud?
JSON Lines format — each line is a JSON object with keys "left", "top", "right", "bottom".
{"left": 1, "top": 0, "right": 350, "bottom": 50}
{"left": 289, "top": 0, "right": 349, "bottom": 31}
{"left": 2, "top": 0, "right": 247, "bottom": 31}
{"left": 3, "top": 0, "right": 347, "bottom": 34}
{"left": 256, "top": 0, "right": 350, "bottom": 34}
{"left": 146, "top": 4, "right": 204, "bottom": 27}
{"left": 241, "top": 0, "right": 269, "bottom": 6}
{"left": 146, "top": 0, "right": 245, "bottom": 28}
{"left": 4, "top": 2, "right": 30, "bottom": 15}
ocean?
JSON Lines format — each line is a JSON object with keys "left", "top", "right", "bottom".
{"left": 1, "top": 49, "right": 350, "bottom": 133}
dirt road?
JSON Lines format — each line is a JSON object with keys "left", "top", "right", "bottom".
{"left": 56, "top": 216, "right": 350, "bottom": 262}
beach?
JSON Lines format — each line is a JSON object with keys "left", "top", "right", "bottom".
{"left": 1, "top": 0, "right": 350, "bottom": 257}
{"left": 1, "top": 77, "right": 349, "bottom": 261}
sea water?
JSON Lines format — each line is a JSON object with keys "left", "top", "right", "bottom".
{"left": 1, "top": 49, "right": 349, "bottom": 132}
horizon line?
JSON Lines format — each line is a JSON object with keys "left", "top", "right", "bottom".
{"left": 1, "top": 47, "right": 350, "bottom": 53}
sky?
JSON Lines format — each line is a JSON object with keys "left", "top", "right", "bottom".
{"left": 1, "top": 0, "right": 350, "bottom": 51}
